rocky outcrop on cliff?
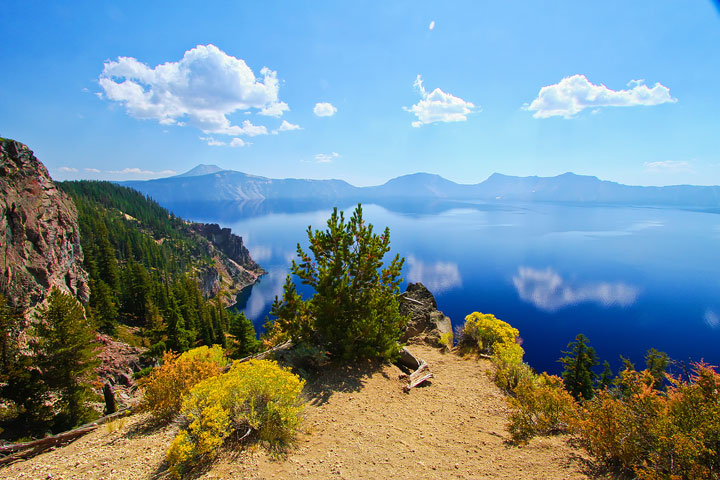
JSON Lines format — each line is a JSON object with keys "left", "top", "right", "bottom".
{"left": 191, "top": 223, "right": 259, "bottom": 271}
{"left": 0, "top": 139, "right": 89, "bottom": 311}
{"left": 399, "top": 282, "right": 452, "bottom": 346}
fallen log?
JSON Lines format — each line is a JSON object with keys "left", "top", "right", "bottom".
{"left": 396, "top": 347, "right": 433, "bottom": 392}
{"left": 0, "top": 408, "right": 133, "bottom": 465}
{"left": 404, "top": 372, "right": 434, "bottom": 392}
{"left": 396, "top": 346, "right": 422, "bottom": 371}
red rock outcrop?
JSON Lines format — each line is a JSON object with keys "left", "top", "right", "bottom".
{"left": 0, "top": 139, "right": 89, "bottom": 311}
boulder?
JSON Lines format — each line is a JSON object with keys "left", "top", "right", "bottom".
{"left": 399, "top": 282, "right": 452, "bottom": 346}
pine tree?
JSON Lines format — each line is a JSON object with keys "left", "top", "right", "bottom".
{"left": 34, "top": 289, "right": 99, "bottom": 430}
{"left": 559, "top": 333, "right": 599, "bottom": 401}
{"left": 228, "top": 311, "right": 259, "bottom": 359}
{"left": 271, "top": 204, "right": 406, "bottom": 361}
{"left": 598, "top": 360, "right": 613, "bottom": 391}
{"left": 645, "top": 348, "right": 670, "bottom": 390}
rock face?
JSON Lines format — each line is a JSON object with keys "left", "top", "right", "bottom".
{"left": 191, "top": 223, "right": 259, "bottom": 271}
{"left": 0, "top": 139, "right": 89, "bottom": 311}
{"left": 399, "top": 282, "right": 453, "bottom": 346}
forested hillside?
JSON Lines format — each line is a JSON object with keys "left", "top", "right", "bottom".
{"left": 58, "top": 181, "right": 261, "bottom": 355}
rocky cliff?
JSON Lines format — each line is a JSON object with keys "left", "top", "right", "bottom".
{"left": 0, "top": 139, "right": 89, "bottom": 311}
{"left": 399, "top": 282, "right": 452, "bottom": 346}
{"left": 191, "top": 223, "right": 259, "bottom": 271}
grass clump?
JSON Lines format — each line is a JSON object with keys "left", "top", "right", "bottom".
{"left": 166, "top": 359, "right": 305, "bottom": 478}
{"left": 138, "top": 345, "right": 226, "bottom": 422}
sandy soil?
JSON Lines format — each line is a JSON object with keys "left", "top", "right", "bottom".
{"left": 2, "top": 346, "right": 603, "bottom": 480}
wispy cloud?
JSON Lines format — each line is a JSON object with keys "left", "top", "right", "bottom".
{"left": 643, "top": 160, "right": 694, "bottom": 173}
{"left": 84, "top": 168, "right": 101, "bottom": 173}
{"left": 58, "top": 166, "right": 78, "bottom": 173}
{"left": 314, "top": 152, "right": 340, "bottom": 163}
{"left": 513, "top": 266, "right": 639, "bottom": 312}
{"left": 705, "top": 309, "right": 720, "bottom": 329}
{"left": 526, "top": 75, "right": 677, "bottom": 119}
{"left": 404, "top": 75, "right": 478, "bottom": 127}
{"left": 428, "top": 20, "right": 435, "bottom": 30}
{"left": 200, "top": 136, "right": 248, "bottom": 147}
{"left": 108, "top": 167, "right": 177, "bottom": 176}
{"left": 98, "top": 44, "right": 288, "bottom": 137}
{"left": 313, "top": 102, "right": 337, "bottom": 117}
{"left": 406, "top": 255, "right": 462, "bottom": 294}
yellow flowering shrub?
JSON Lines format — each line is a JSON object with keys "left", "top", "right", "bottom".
{"left": 166, "top": 359, "right": 306, "bottom": 477}
{"left": 461, "top": 312, "right": 519, "bottom": 355}
{"left": 138, "top": 345, "right": 226, "bottom": 421}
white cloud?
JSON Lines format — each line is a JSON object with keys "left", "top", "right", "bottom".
{"left": 58, "top": 166, "right": 78, "bottom": 173}
{"left": 643, "top": 160, "right": 694, "bottom": 173}
{"left": 108, "top": 167, "right": 177, "bottom": 176}
{"left": 98, "top": 44, "right": 287, "bottom": 136}
{"left": 200, "top": 136, "right": 248, "bottom": 147}
{"left": 313, "top": 102, "right": 337, "bottom": 117}
{"left": 84, "top": 168, "right": 101, "bottom": 173}
{"left": 406, "top": 255, "right": 462, "bottom": 294}
{"left": 229, "top": 138, "right": 247, "bottom": 147}
{"left": 513, "top": 267, "right": 639, "bottom": 312}
{"left": 315, "top": 152, "right": 340, "bottom": 163}
{"left": 277, "top": 120, "right": 301, "bottom": 132}
{"left": 526, "top": 74, "right": 677, "bottom": 119}
{"left": 404, "top": 75, "right": 477, "bottom": 127}
{"left": 429, "top": 20, "right": 435, "bottom": 30}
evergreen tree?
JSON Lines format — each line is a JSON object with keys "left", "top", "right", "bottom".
{"left": 559, "top": 333, "right": 599, "bottom": 401}
{"left": 645, "top": 348, "right": 670, "bottom": 390}
{"left": 34, "top": 289, "right": 99, "bottom": 430}
{"left": 271, "top": 204, "right": 406, "bottom": 361}
{"left": 228, "top": 311, "right": 259, "bottom": 359}
{"left": 598, "top": 360, "right": 614, "bottom": 391}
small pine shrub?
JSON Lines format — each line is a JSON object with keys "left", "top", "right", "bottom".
{"left": 166, "top": 359, "right": 305, "bottom": 478}
{"left": 507, "top": 373, "right": 577, "bottom": 444}
{"left": 138, "top": 345, "right": 226, "bottom": 421}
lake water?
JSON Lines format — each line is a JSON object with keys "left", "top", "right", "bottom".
{"left": 168, "top": 200, "right": 720, "bottom": 376}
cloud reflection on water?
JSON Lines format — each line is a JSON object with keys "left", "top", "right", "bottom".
{"left": 406, "top": 255, "right": 462, "bottom": 294}
{"left": 513, "top": 266, "right": 639, "bottom": 312}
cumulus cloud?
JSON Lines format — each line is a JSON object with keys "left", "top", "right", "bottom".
{"left": 643, "top": 160, "right": 694, "bottom": 173}
{"left": 429, "top": 20, "right": 435, "bottom": 30}
{"left": 315, "top": 152, "right": 340, "bottom": 163}
{"left": 58, "top": 166, "right": 78, "bottom": 173}
{"left": 98, "top": 44, "right": 288, "bottom": 136}
{"left": 526, "top": 74, "right": 677, "bottom": 119}
{"left": 272, "top": 120, "right": 302, "bottom": 134}
{"left": 406, "top": 255, "right": 462, "bottom": 294}
{"left": 200, "top": 136, "right": 248, "bottom": 147}
{"left": 513, "top": 267, "right": 639, "bottom": 312}
{"left": 404, "top": 75, "right": 477, "bottom": 127}
{"left": 84, "top": 168, "right": 101, "bottom": 173}
{"left": 313, "top": 102, "right": 337, "bottom": 117}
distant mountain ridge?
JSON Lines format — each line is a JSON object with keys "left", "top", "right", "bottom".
{"left": 120, "top": 167, "right": 720, "bottom": 208}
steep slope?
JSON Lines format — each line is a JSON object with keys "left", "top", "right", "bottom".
{"left": 174, "top": 164, "right": 225, "bottom": 177}
{"left": 0, "top": 139, "right": 89, "bottom": 311}
{"left": 0, "top": 346, "right": 596, "bottom": 479}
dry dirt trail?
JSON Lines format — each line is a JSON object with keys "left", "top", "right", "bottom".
{"left": 3, "top": 345, "right": 602, "bottom": 480}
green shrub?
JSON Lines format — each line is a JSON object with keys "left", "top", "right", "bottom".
{"left": 166, "top": 359, "right": 305, "bottom": 478}
{"left": 138, "top": 345, "right": 226, "bottom": 421}
{"left": 438, "top": 331, "right": 454, "bottom": 352}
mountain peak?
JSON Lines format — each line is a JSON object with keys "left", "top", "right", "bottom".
{"left": 176, "top": 164, "right": 225, "bottom": 177}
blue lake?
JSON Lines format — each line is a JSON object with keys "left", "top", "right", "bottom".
{"left": 168, "top": 200, "right": 720, "bottom": 376}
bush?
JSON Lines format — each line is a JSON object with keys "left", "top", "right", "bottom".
{"left": 461, "top": 312, "right": 519, "bottom": 355}
{"left": 138, "top": 345, "right": 226, "bottom": 421}
{"left": 507, "top": 373, "right": 577, "bottom": 444}
{"left": 438, "top": 331, "right": 454, "bottom": 352}
{"left": 166, "top": 359, "right": 305, "bottom": 478}
{"left": 574, "top": 363, "right": 720, "bottom": 479}
{"left": 270, "top": 204, "right": 406, "bottom": 361}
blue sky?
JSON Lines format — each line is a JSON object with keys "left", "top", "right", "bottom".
{"left": 1, "top": 1, "right": 718, "bottom": 186}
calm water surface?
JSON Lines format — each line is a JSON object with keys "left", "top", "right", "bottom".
{"left": 170, "top": 200, "right": 720, "bottom": 375}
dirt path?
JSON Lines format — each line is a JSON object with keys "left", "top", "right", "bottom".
{"left": 3, "top": 346, "right": 599, "bottom": 479}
